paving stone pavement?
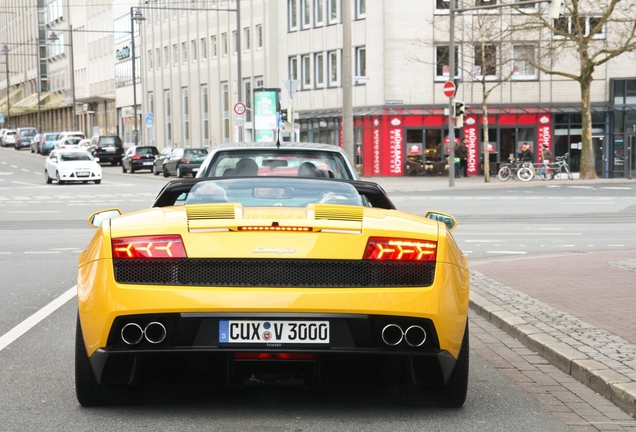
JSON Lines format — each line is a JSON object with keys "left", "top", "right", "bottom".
{"left": 469, "top": 251, "right": 636, "bottom": 419}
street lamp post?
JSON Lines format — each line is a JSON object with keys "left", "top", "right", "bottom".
{"left": 47, "top": 27, "right": 77, "bottom": 131}
{"left": 130, "top": 8, "right": 146, "bottom": 146}
{"left": 2, "top": 44, "right": 10, "bottom": 128}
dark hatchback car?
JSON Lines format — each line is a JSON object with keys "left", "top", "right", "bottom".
{"left": 92, "top": 135, "right": 125, "bottom": 165}
{"left": 122, "top": 145, "right": 159, "bottom": 173}
{"left": 162, "top": 147, "right": 208, "bottom": 178}
{"left": 151, "top": 146, "right": 173, "bottom": 175}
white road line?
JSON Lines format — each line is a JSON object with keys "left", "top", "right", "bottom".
{"left": 0, "top": 286, "right": 76, "bottom": 352}
{"left": 486, "top": 251, "right": 527, "bottom": 255}
{"left": 602, "top": 187, "right": 632, "bottom": 190}
{"left": 464, "top": 240, "right": 502, "bottom": 243}
{"left": 24, "top": 251, "right": 61, "bottom": 254}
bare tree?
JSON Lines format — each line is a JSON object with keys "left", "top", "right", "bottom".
{"left": 517, "top": 0, "right": 636, "bottom": 179}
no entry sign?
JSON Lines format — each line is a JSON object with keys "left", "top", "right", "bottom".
{"left": 443, "top": 81, "right": 456, "bottom": 98}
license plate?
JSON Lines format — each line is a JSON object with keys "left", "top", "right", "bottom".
{"left": 105, "top": 147, "right": 115, "bottom": 152}
{"left": 219, "top": 320, "right": 329, "bottom": 344}
{"left": 192, "top": 168, "right": 199, "bottom": 172}
{"left": 143, "top": 162, "right": 153, "bottom": 165}
{"left": 76, "top": 172, "right": 90, "bottom": 177}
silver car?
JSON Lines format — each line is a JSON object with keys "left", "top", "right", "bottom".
{"left": 0, "top": 130, "right": 18, "bottom": 147}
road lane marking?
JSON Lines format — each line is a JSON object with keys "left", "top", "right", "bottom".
{"left": 0, "top": 286, "right": 76, "bottom": 352}
{"left": 24, "top": 251, "right": 61, "bottom": 254}
{"left": 486, "top": 251, "right": 527, "bottom": 254}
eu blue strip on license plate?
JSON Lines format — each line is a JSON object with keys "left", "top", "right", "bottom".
{"left": 219, "top": 320, "right": 329, "bottom": 344}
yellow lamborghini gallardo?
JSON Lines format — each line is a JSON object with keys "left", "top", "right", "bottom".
{"left": 76, "top": 176, "right": 469, "bottom": 407}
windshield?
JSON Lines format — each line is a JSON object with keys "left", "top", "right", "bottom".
{"left": 59, "top": 152, "right": 94, "bottom": 162}
{"left": 183, "top": 178, "right": 362, "bottom": 207}
{"left": 200, "top": 150, "right": 354, "bottom": 179}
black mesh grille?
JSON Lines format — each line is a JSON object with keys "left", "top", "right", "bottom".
{"left": 113, "top": 259, "right": 435, "bottom": 287}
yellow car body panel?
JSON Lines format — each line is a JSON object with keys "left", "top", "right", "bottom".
{"left": 78, "top": 205, "right": 469, "bottom": 358}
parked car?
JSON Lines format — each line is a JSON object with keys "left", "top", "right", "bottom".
{"left": 39, "top": 132, "right": 60, "bottom": 155}
{"left": 162, "top": 148, "right": 208, "bottom": 178}
{"left": 122, "top": 145, "right": 159, "bottom": 173}
{"left": 0, "top": 129, "right": 18, "bottom": 147}
{"left": 57, "top": 137, "right": 82, "bottom": 149}
{"left": 196, "top": 142, "right": 358, "bottom": 180}
{"left": 91, "top": 135, "right": 125, "bottom": 165}
{"left": 53, "top": 131, "right": 86, "bottom": 149}
{"left": 31, "top": 133, "right": 43, "bottom": 153}
{"left": 79, "top": 138, "right": 93, "bottom": 151}
{"left": 15, "top": 127, "right": 38, "bottom": 150}
{"left": 44, "top": 149, "right": 102, "bottom": 184}
{"left": 151, "top": 146, "right": 173, "bottom": 175}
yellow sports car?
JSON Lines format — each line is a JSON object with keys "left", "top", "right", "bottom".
{"left": 76, "top": 177, "right": 469, "bottom": 407}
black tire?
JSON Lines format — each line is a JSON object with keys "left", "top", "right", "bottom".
{"left": 130, "top": 165, "right": 135, "bottom": 174}
{"left": 45, "top": 170, "right": 52, "bottom": 184}
{"left": 497, "top": 166, "right": 511, "bottom": 181}
{"left": 56, "top": 171, "right": 65, "bottom": 185}
{"left": 110, "top": 161, "right": 118, "bottom": 166}
{"left": 122, "top": 164, "right": 127, "bottom": 173}
{"left": 177, "top": 167, "right": 183, "bottom": 178}
{"left": 399, "top": 321, "right": 469, "bottom": 408}
{"left": 75, "top": 314, "right": 145, "bottom": 406}
{"left": 517, "top": 167, "right": 534, "bottom": 182}
{"left": 163, "top": 166, "right": 170, "bottom": 178}
{"left": 94, "top": 180, "right": 101, "bottom": 184}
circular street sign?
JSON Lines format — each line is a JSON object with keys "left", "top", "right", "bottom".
{"left": 443, "top": 81, "right": 456, "bottom": 98}
{"left": 233, "top": 102, "right": 246, "bottom": 115}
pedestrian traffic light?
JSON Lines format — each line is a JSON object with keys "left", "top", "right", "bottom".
{"left": 454, "top": 101, "right": 465, "bottom": 128}
{"left": 280, "top": 107, "right": 292, "bottom": 132}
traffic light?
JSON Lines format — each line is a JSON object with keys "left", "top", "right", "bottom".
{"left": 454, "top": 101, "right": 465, "bottom": 127}
{"left": 280, "top": 107, "right": 292, "bottom": 132}
{"left": 280, "top": 107, "right": 289, "bottom": 123}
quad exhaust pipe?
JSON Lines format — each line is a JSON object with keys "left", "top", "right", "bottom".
{"left": 381, "top": 324, "right": 426, "bottom": 347}
{"left": 121, "top": 322, "right": 167, "bottom": 345}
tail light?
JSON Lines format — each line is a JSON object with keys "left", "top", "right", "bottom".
{"left": 233, "top": 353, "right": 315, "bottom": 360}
{"left": 132, "top": 154, "right": 142, "bottom": 159}
{"left": 179, "top": 158, "right": 192, "bottom": 163}
{"left": 363, "top": 237, "right": 436, "bottom": 261}
{"left": 112, "top": 235, "right": 187, "bottom": 258}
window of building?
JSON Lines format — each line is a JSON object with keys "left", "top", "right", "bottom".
{"left": 164, "top": 89, "right": 172, "bottom": 146}
{"left": 182, "top": 87, "right": 190, "bottom": 146}
{"left": 355, "top": 46, "right": 366, "bottom": 78}
{"left": 315, "top": 52, "right": 325, "bottom": 87}
{"left": 201, "top": 38, "right": 207, "bottom": 60}
{"left": 289, "top": 56, "right": 299, "bottom": 80}
{"left": 244, "top": 27, "right": 251, "bottom": 51}
{"left": 355, "top": 0, "right": 366, "bottom": 18}
{"left": 222, "top": 33, "right": 228, "bottom": 56}
{"left": 256, "top": 25, "right": 263, "bottom": 49}
{"left": 182, "top": 42, "right": 188, "bottom": 63}
{"left": 191, "top": 40, "right": 197, "bottom": 62}
{"left": 221, "top": 82, "right": 230, "bottom": 143}
{"left": 328, "top": 50, "right": 339, "bottom": 86}
{"left": 255, "top": 76, "right": 264, "bottom": 89}
{"left": 302, "top": 54, "right": 311, "bottom": 88}
{"left": 147, "top": 50, "right": 153, "bottom": 70}
{"left": 164, "top": 46, "right": 169, "bottom": 68}
{"left": 201, "top": 84, "right": 209, "bottom": 146}
{"left": 173, "top": 44, "right": 178, "bottom": 66}
{"left": 476, "top": 0, "right": 497, "bottom": 5}
{"left": 435, "top": 45, "right": 458, "bottom": 79}
{"left": 212, "top": 35, "right": 218, "bottom": 58}
{"left": 553, "top": 16, "right": 605, "bottom": 39}
{"left": 328, "top": 0, "right": 338, "bottom": 24}
{"left": 474, "top": 44, "right": 497, "bottom": 78}
{"left": 512, "top": 0, "right": 536, "bottom": 9}
{"left": 156, "top": 48, "right": 161, "bottom": 69}
{"left": 289, "top": 0, "right": 298, "bottom": 31}
{"left": 315, "top": 0, "right": 324, "bottom": 26}
{"left": 301, "top": 0, "right": 311, "bottom": 29}
{"left": 147, "top": 91, "right": 155, "bottom": 146}
{"left": 232, "top": 30, "right": 238, "bottom": 54}
{"left": 512, "top": 45, "right": 536, "bottom": 79}
{"left": 435, "top": 0, "right": 451, "bottom": 11}
{"left": 243, "top": 78, "right": 252, "bottom": 122}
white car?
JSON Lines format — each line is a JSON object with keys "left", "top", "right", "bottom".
{"left": 53, "top": 131, "right": 86, "bottom": 149}
{"left": 45, "top": 149, "right": 102, "bottom": 184}
{"left": 0, "top": 129, "right": 18, "bottom": 147}
{"left": 54, "top": 137, "right": 83, "bottom": 150}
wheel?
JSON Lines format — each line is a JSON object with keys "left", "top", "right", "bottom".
{"left": 122, "top": 164, "right": 127, "bottom": 173}
{"left": 75, "top": 315, "right": 145, "bottom": 406}
{"left": 151, "top": 164, "right": 157, "bottom": 175}
{"left": 45, "top": 170, "right": 52, "bottom": 184}
{"left": 497, "top": 166, "right": 512, "bottom": 181}
{"left": 31, "top": 146, "right": 35, "bottom": 153}
{"left": 56, "top": 171, "right": 65, "bottom": 185}
{"left": 110, "top": 161, "right": 118, "bottom": 166}
{"left": 177, "top": 167, "right": 183, "bottom": 178}
{"left": 565, "top": 167, "right": 573, "bottom": 180}
{"left": 82, "top": 181, "right": 88, "bottom": 184}
{"left": 130, "top": 165, "right": 135, "bottom": 174}
{"left": 163, "top": 166, "right": 170, "bottom": 177}
{"left": 399, "top": 321, "right": 469, "bottom": 408}
{"left": 517, "top": 167, "right": 534, "bottom": 182}
{"left": 94, "top": 180, "right": 101, "bottom": 184}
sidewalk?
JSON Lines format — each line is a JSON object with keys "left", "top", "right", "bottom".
{"left": 362, "top": 174, "right": 636, "bottom": 416}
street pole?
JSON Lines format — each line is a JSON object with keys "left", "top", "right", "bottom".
{"left": 36, "top": 38, "right": 42, "bottom": 133}
{"left": 69, "top": 25, "right": 77, "bottom": 131}
{"left": 4, "top": 46, "right": 9, "bottom": 128}
{"left": 342, "top": 0, "right": 354, "bottom": 165}
{"left": 130, "top": 9, "right": 139, "bottom": 146}
{"left": 236, "top": 3, "right": 243, "bottom": 142}
{"left": 448, "top": 0, "right": 456, "bottom": 187}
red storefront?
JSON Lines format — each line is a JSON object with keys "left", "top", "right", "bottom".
{"left": 357, "top": 109, "right": 553, "bottom": 177}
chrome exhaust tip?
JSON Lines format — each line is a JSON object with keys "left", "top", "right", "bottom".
{"left": 404, "top": 325, "right": 427, "bottom": 347}
{"left": 381, "top": 324, "right": 404, "bottom": 346}
{"left": 121, "top": 323, "right": 144, "bottom": 345}
{"left": 144, "top": 322, "right": 167, "bottom": 344}
{"left": 144, "top": 321, "right": 166, "bottom": 344}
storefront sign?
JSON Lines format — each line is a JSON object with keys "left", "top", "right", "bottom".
{"left": 254, "top": 88, "right": 279, "bottom": 142}
{"left": 464, "top": 116, "right": 478, "bottom": 175}
{"left": 537, "top": 114, "right": 552, "bottom": 153}
{"left": 388, "top": 118, "right": 403, "bottom": 176}
{"left": 372, "top": 119, "right": 381, "bottom": 175}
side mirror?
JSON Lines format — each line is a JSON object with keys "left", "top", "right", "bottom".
{"left": 88, "top": 208, "right": 122, "bottom": 228}
{"left": 425, "top": 211, "right": 457, "bottom": 231}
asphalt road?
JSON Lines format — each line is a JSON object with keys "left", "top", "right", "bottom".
{"left": 1, "top": 147, "right": 634, "bottom": 431}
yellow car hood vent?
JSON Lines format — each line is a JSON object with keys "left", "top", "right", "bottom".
{"left": 186, "top": 203, "right": 240, "bottom": 220}
{"left": 312, "top": 204, "right": 363, "bottom": 222}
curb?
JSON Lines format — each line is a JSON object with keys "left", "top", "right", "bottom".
{"left": 469, "top": 275, "right": 636, "bottom": 417}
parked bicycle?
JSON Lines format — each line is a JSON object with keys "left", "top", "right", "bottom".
{"left": 497, "top": 158, "right": 534, "bottom": 181}
{"left": 538, "top": 152, "right": 573, "bottom": 181}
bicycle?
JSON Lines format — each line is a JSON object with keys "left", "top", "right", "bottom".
{"left": 497, "top": 158, "right": 534, "bottom": 181}
{"left": 538, "top": 153, "right": 573, "bottom": 181}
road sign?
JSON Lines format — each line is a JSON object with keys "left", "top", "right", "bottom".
{"left": 233, "top": 102, "right": 246, "bottom": 116}
{"left": 145, "top": 112, "right": 154, "bottom": 128}
{"left": 283, "top": 79, "right": 300, "bottom": 97}
{"left": 234, "top": 114, "right": 246, "bottom": 124}
{"left": 443, "top": 81, "right": 456, "bottom": 98}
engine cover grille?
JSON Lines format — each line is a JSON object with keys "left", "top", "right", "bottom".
{"left": 113, "top": 259, "right": 435, "bottom": 287}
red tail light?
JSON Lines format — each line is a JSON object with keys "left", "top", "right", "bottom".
{"left": 112, "top": 235, "right": 187, "bottom": 258}
{"left": 179, "top": 158, "right": 192, "bottom": 163}
{"left": 132, "top": 154, "right": 142, "bottom": 159}
{"left": 363, "top": 237, "right": 437, "bottom": 261}
{"left": 233, "top": 353, "right": 315, "bottom": 360}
